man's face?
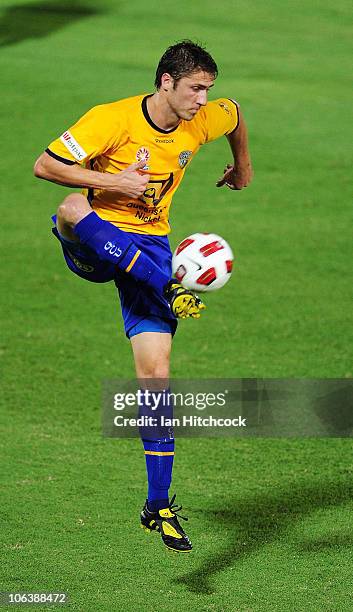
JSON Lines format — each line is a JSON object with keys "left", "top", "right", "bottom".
{"left": 162, "top": 70, "right": 215, "bottom": 120}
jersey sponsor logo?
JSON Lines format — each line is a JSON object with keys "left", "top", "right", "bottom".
{"left": 136, "top": 146, "right": 150, "bottom": 170}
{"left": 178, "top": 150, "right": 192, "bottom": 168}
{"left": 155, "top": 138, "right": 174, "bottom": 143}
{"left": 127, "top": 200, "right": 164, "bottom": 224}
{"left": 60, "top": 131, "right": 87, "bottom": 161}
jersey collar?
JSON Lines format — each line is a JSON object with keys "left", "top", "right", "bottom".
{"left": 142, "top": 95, "right": 180, "bottom": 134}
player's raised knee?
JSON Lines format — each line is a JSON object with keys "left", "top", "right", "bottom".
{"left": 57, "top": 194, "right": 91, "bottom": 226}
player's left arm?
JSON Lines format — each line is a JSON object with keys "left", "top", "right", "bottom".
{"left": 216, "top": 107, "right": 253, "bottom": 190}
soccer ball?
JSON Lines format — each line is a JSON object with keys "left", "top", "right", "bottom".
{"left": 172, "top": 233, "right": 234, "bottom": 292}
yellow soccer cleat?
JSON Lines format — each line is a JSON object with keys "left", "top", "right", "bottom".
{"left": 164, "top": 280, "right": 206, "bottom": 319}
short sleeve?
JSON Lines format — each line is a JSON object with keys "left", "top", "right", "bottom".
{"left": 46, "top": 104, "right": 122, "bottom": 164}
{"left": 204, "top": 98, "right": 239, "bottom": 144}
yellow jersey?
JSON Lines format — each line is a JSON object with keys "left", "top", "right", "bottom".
{"left": 47, "top": 94, "right": 239, "bottom": 235}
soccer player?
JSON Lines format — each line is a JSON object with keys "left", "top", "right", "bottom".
{"left": 34, "top": 40, "right": 252, "bottom": 552}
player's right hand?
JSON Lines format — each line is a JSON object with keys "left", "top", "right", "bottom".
{"left": 164, "top": 280, "right": 206, "bottom": 319}
{"left": 109, "top": 159, "right": 150, "bottom": 198}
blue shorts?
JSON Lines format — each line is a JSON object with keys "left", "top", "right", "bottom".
{"left": 51, "top": 217, "right": 177, "bottom": 339}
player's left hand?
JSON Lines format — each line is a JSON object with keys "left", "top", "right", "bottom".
{"left": 216, "top": 162, "right": 253, "bottom": 190}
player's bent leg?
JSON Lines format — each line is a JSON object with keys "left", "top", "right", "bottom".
{"left": 56, "top": 194, "right": 170, "bottom": 293}
{"left": 71, "top": 210, "right": 171, "bottom": 294}
{"left": 131, "top": 331, "right": 192, "bottom": 552}
{"left": 56, "top": 202, "right": 205, "bottom": 317}
{"left": 56, "top": 193, "right": 92, "bottom": 242}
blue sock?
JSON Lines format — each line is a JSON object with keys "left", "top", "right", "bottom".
{"left": 143, "top": 438, "right": 175, "bottom": 512}
{"left": 139, "top": 388, "right": 174, "bottom": 512}
{"left": 74, "top": 212, "right": 170, "bottom": 293}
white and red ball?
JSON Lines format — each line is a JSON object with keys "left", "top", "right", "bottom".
{"left": 172, "top": 233, "right": 234, "bottom": 292}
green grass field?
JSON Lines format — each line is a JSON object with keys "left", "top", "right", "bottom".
{"left": 1, "top": 0, "right": 353, "bottom": 610}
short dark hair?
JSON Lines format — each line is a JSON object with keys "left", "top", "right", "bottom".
{"left": 154, "top": 40, "right": 218, "bottom": 89}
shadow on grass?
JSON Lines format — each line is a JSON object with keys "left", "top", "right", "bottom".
{"left": 297, "top": 533, "right": 353, "bottom": 552}
{"left": 176, "top": 479, "right": 353, "bottom": 594}
{"left": 0, "top": 0, "right": 104, "bottom": 48}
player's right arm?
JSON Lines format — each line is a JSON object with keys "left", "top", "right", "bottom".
{"left": 33, "top": 103, "right": 149, "bottom": 198}
{"left": 34, "top": 152, "right": 149, "bottom": 199}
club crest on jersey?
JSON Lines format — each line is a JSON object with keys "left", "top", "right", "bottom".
{"left": 178, "top": 150, "right": 192, "bottom": 168}
{"left": 136, "top": 146, "right": 150, "bottom": 169}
